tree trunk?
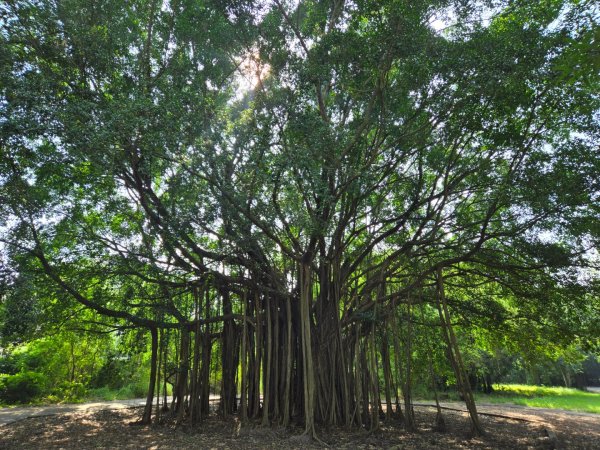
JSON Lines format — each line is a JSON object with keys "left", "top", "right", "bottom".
{"left": 262, "top": 295, "right": 272, "bottom": 426}
{"left": 420, "top": 302, "right": 445, "bottom": 431}
{"left": 220, "top": 288, "right": 237, "bottom": 415}
{"left": 300, "top": 262, "right": 317, "bottom": 438}
{"left": 241, "top": 290, "right": 249, "bottom": 424}
{"left": 142, "top": 327, "right": 158, "bottom": 424}
{"left": 190, "top": 288, "right": 202, "bottom": 425}
{"left": 283, "top": 292, "right": 293, "bottom": 427}
{"left": 175, "top": 328, "right": 190, "bottom": 424}
{"left": 436, "top": 268, "right": 484, "bottom": 436}
{"left": 252, "top": 291, "right": 262, "bottom": 419}
{"left": 381, "top": 330, "right": 394, "bottom": 421}
{"left": 155, "top": 327, "right": 163, "bottom": 424}
{"left": 390, "top": 303, "right": 406, "bottom": 425}
{"left": 199, "top": 287, "right": 212, "bottom": 416}
{"left": 273, "top": 294, "right": 281, "bottom": 420}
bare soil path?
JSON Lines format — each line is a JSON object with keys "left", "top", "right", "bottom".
{"left": 417, "top": 401, "right": 600, "bottom": 449}
{"left": 0, "top": 398, "right": 148, "bottom": 426}
{"left": 0, "top": 400, "right": 597, "bottom": 449}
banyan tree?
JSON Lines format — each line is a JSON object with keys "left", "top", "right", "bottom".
{"left": 1, "top": 0, "right": 598, "bottom": 440}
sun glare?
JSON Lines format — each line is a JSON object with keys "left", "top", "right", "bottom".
{"left": 235, "top": 50, "right": 271, "bottom": 94}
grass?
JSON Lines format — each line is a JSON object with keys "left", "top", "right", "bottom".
{"left": 476, "top": 384, "right": 600, "bottom": 414}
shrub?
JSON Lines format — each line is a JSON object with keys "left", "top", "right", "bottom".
{"left": 90, "top": 354, "right": 130, "bottom": 389}
{"left": 88, "top": 386, "right": 116, "bottom": 401}
{"left": 130, "top": 380, "right": 148, "bottom": 398}
{"left": 114, "top": 381, "right": 147, "bottom": 399}
{"left": 0, "top": 371, "right": 47, "bottom": 403}
{"left": 53, "top": 381, "right": 87, "bottom": 402}
{"left": 0, "top": 355, "right": 19, "bottom": 375}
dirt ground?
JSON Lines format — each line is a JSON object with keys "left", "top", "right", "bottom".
{"left": 0, "top": 404, "right": 598, "bottom": 449}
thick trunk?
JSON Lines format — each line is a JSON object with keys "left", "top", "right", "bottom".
{"left": 313, "top": 257, "right": 350, "bottom": 427}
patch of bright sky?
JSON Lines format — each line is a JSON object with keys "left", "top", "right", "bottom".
{"left": 429, "top": 1, "right": 500, "bottom": 34}
{"left": 233, "top": 49, "right": 272, "bottom": 98}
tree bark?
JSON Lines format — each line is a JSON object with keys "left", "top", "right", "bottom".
{"left": 300, "top": 262, "right": 317, "bottom": 438}
{"left": 283, "top": 292, "right": 293, "bottom": 426}
{"left": 262, "top": 295, "right": 272, "bottom": 426}
{"left": 436, "top": 268, "right": 484, "bottom": 436}
{"left": 175, "top": 328, "right": 190, "bottom": 424}
{"left": 142, "top": 327, "right": 158, "bottom": 424}
{"left": 220, "top": 287, "right": 237, "bottom": 415}
{"left": 241, "top": 290, "right": 249, "bottom": 424}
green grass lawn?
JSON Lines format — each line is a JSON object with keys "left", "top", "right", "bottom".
{"left": 476, "top": 384, "right": 600, "bottom": 414}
